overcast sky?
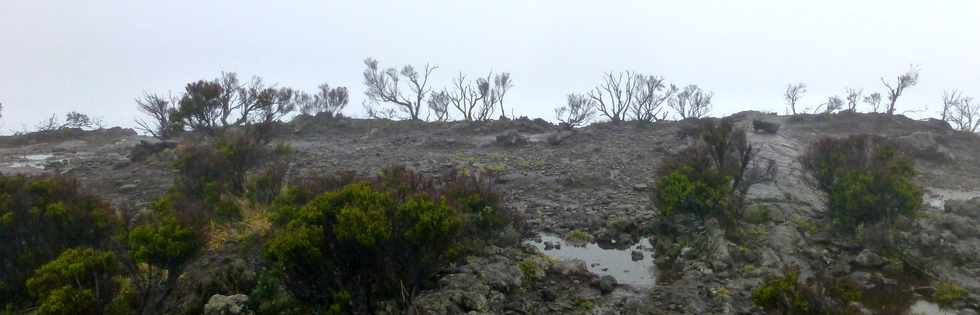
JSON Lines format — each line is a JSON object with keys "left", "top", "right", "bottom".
{"left": 1, "top": 0, "right": 978, "bottom": 132}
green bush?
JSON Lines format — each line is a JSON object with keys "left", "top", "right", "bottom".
{"left": 654, "top": 118, "right": 773, "bottom": 222}
{"left": 0, "top": 176, "right": 120, "bottom": 306}
{"left": 934, "top": 281, "right": 965, "bottom": 306}
{"left": 801, "top": 135, "right": 922, "bottom": 230}
{"left": 26, "top": 248, "right": 118, "bottom": 315}
{"left": 128, "top": 216, "right": 199, "bottom": 275}
{"left": 265, "top": 166, "right": 515, "bottom": 312}
{"left": 752, "top": 267, "right": 809, "bottom": 313}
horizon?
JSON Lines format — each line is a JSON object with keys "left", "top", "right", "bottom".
{"left": 1, "top": 0, "right": 978, "bottom": 133}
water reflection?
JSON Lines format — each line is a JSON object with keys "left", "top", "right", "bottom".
{"left": 526, "top": 233, "right": 656, "bottom": 287}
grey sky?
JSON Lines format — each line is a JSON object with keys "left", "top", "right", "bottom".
{"left": 1, "top": 0, "right": 978, "bottom": 132}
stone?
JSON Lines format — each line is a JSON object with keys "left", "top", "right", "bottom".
{"left": 958, "top": 309, "right": 978, "bottom": 315}
{"left": 598, "top": 275, "right": 618, "bottom": 294}
{"left": 474, "top": 260, "right": 524, "bottom": 293}
{"left": 852, "top": 249, "right": 886, "bottom": 268}
{"left": 631, "top": 250, "right": 644, "bottom": 261}
{"left": 495, "top": 130, "right": 529, "bottom": 146}
{"left": 943, "top": 214, "right": 980, "bottom": 238}
{"left": 203, "top": 294, "right": 252, "bottom": 315}
{"left": 946, "top": 198, "right": 980, "bottom": 220}
{"left": 632, "top": 183, "right": 649, "bottom": 192}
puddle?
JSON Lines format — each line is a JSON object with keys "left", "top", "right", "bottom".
{"left": 526, "top": 233, "right": 656, "bottom": 287}
{"left": 924, "top": 188, "right": 980, "bottom": 208}
{"left": 6, "top": 154, "right": 55, "bottom": 169}
{"left": 907, "top": 300, "right": 956, "bottom": 315}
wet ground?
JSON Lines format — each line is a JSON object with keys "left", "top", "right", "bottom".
{"left": 527, "top": 233, "right": 657, "bottom": 287}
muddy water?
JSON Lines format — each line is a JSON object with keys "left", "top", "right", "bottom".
{"left": 526, "top": 233, "right": 656, "bottom": 287}
{"left": 2, "top": 154, "right": 56, "bottom": 173}
{"left": 924, "top": 188, "right": 980, "bottom": 208}
{"left": 907, "top": 300, "right": 956, "bottom": 315}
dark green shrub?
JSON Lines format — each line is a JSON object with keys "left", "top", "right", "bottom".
{"left": 800, "top": 135, "right": 922, "bottom": 230}
{"left": 751, "top": 267, "right": 848, "bottom": 315}
{"left": 654, "top": 118, "right": 775, "bottom": 222}
{"left": 265, "top": 166, "right": 515, "bottom": 312}
{"left": 752, "top": 119, "right": 780, "bottom": 134}
{"left": 0, "top": 176, "right": 120, "bottom": 306}
{"left": 26, "top": 248, "right": 118, "bottom": 315}
{"left": 127, "top": 214, "right": 200, "bottom": 313}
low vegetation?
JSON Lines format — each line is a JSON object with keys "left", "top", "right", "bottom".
{"left": 653, "top": 118, "right": 776, "bottom": 223}
{"left": 262, "top": 166, "right": 518, "bottom": 313}
{"left": 800, "top": 135, "right": 922, "bottom": 231}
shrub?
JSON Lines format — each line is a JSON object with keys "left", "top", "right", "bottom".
{"left": 751, "top": 267, "right": 847, "bottom": 315}
{"left": 800, "top": 135, "right": 922, "bottom": 230}
{"left": 127, "top": 214, "right": 200, "bottom": 313}
{"left": 752, "top": 119, "right": 780, "bottom": 134}
{"left": 26, "top": 248, "right": 118, "bottom": 315}
{"left": 934, "top": 281, "right": 965, "bottom": 306}
{"left": 653, "top": 118, "right": 775, "bottom": 222}
{"left": 265, "top": 166, "right": 516, "bottom": 312}
{"left": 0, "top": 176, "right": 119, "bottom": 306}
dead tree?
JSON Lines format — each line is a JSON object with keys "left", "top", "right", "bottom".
{"left": 864, "top": 92, "right": 882, "bottom": 113}
{"left": 844, "top": 88, "right": 862, "bottom": 112}
{"left": 824, "top": 96, "right": 844, "bottom": 114}
{"left": 941, "top": 89, "right": 965, "bottom": 122}
{"left": 947, "top": 93, "right": 979, "bottom": 133}
{"left": 427, "top": 91, "right": 451, "bottom": 122}
{"left": 881, "top": 66, "right": 920, "bottom": 115}
{"left": 135, "top": 93, "right": 178, "bottom": 139}
{"left": 784, "top": 83, "right": 807, "bottom": 115}
{"left": 630, "top": 75, "right": 676, "bottom": 123}
{"left": 493, "top": 73, "right": 513, "bottom": 119}
{"left": 555, "top": 94, "right": 596, "bottom": 129}
{"left": 299, "top": 84, "right": 349, "bottom": 118}
{"left": 589, "top": 71, "right": 640, "bottom": 122}
{"left": 670, "top": 85, "right": 713, "bottom": 119}
{"left": 362, "top": 58, "right": 437, "bottom": 121}
{"left": 445, "top": 72, "right": 488, "bottom": 121}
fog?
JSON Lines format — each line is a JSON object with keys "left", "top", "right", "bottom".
{"left": 1, "top": 0, "right": 978, "bottom": 131}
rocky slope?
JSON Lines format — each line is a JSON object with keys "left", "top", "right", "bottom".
{"left": 2, "top": 112, "right": 979, "bottom": 314}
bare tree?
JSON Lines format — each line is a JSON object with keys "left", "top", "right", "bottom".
{"left": 630, "top": 75, "right": 676, "bottom": 123}
{"left": 844, "top": 88, "right": 862, "bottom": 112}
{"left": 63, "top": 111, "right": 93, "bottom": 129}
{"left": 364, "top": 100, "right": 397, "bottom": 120}
{"left": 253, "top": 87, "right": 299, "bottom": 126}
{"left": 784, "top": 83, "right": 807, "bottom": 115}
{"left": 300, "top": 84, "right": 349, "bottom": 117}
{"left": 34, "top": 114, "right": 61, "bottom": 132}
{"left": 864, "top": 92, "right": 882, "bottom": 113}
{"left": 445, "top": 72, "right": 487, "bottom": 121}
{"left": 670, "top": 85, "right": 713, "bottom": 119}
{"left": 555, "top": 94, "right": 597, "bottom": 129}
{"left": 589, "top": 71, "right": 640, "bottom": 122}
{"left": 881, "top": 65, "right": 920, "bottom": 115}
{"left": 427, "top": 90, "right": 451, "bottom": 122}
{"left": 946, "top": 93, "right": 979, "bottom": 132}
{"left": 362, "top": 58, "right": 437, "bottom": 120}
{"left": 824, "top": 95, "right": 844, "bottom": 114}
{"left": 493, "top": 73, "right": 513, "bottom": 119}
{"left": 941, "top": 89, "right": 965, "bottom": 122}
{"left": 136, "top": 93, "right": 178, "bottom": 139}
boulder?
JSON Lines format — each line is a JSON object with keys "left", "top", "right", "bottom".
{"left": 495, "top": 130, "right": 529, "bottom": 146}
{"left": 943, "top": 214, "right": 980, "bottom": 238}
{"left": 473, "top": 260, "right": 524, "bottom": 293}
{"left": 598, "top": 275, "right": 617, "bottom": 294}
{"left": 203, "top": 294, "right": 252, "bottom": 315}
{"left": 852, "top": 249, "right": 886, "bottom": 268}
{"left": 631, "top": 250, "right": 644, "bottom": 261}
{"left": 946, "top": 197, "right": 980, "bottom": 220}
